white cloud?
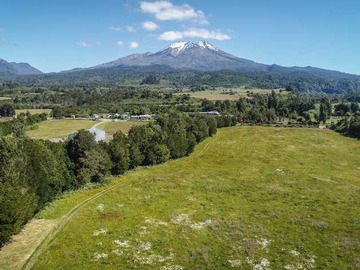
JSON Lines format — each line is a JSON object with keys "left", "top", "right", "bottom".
{"left": 0, "top": 28, "right": 4, "bottom": 33}
{"left": 75, "top": 41, "right": 100, "bottom": 48}
{"left": 116, "top": 41, "right": 124, "bottom": 46}
{"left": 108, "top": 26, "right": 122, "bottom": 31}
{"left": 129, "top": 41, "right": 139, "bottom": 49}
{"left": 158, "top": 31, "right": 183, "bottom": 41}
{"left": 126, "top": 26, "right": 136, "bottom": 32}
{"left": 158, "top": 28, "right": 231, "bottom": 41}
{"left": 140, "top": 1, "right": 208, "bottom": 24}
{"left": 142, "top": 21, "right": 159, "bottom": 31}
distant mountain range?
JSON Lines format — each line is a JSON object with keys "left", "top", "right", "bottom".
{"left": 0, "top": 59, "right": 42, "bottom": 75}
{"left": 1, "top": 41, "right": 359, "bottom": 77}
{"left": 67, "top": 41, "right": 358, "bottom": 79}
{"left": 85, "top": 41, "right": 267, "bottom": 72}
{"left": 1, "top": 41, "right": 359, "bottom": 93}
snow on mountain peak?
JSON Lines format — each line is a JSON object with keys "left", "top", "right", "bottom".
{"left": 168, "top": 41, "right": 189, "bottom": 50}
{"left": 166, "top": 41, "right": 218, "bottom": 56}
{"left": 197, "top": 40, "right": 219, "bottom": 51}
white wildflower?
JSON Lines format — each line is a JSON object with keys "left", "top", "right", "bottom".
{"left": 172, "top": 214, "right": 213, "bottom": 230}
{"left": 139, "top": 241, "right": 152, "bottom": 251}
{"left": 304, "top": 255, "right": 316, "bottom": 269}
{"left": 93, "top": 228, "right": 107, "bottom": 236}
{"left": 139, "top": 226, "right": 148, "bottom": 236}
{"left": 144, "top": 217, "right": 168, "bottom": 227}
{"left": 96, "top": 204, "right": 105, "bottom": 212}
{"left": 171, "top": 213, "right": 191, "bottom": 225}
{"left": 246, "top": 257, "right": 271, "bottom": 270}
{"left": 112, "top": 249, "right": 124, "bottom": 256}
{"left": 228, "top": 259, "right": 242, "bottom": 267}
{"left": 257, "top": 238, "right": 272, "bottom": 249}
{"left": 114, "top": 239, "right": 131, "bottom": 248}
{"left": 290, "top": 250, "right": 300, "bottom": 257}
{"left": 93, "top": 252, "right": 108, "bottom": 260}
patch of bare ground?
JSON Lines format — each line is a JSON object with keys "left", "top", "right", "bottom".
{"left": 0, "top": 219, "right": 57, "bottom": 270}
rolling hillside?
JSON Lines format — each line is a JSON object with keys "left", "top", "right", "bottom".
{"left": 2, "top": 126, "right": 358, "bottom": 269}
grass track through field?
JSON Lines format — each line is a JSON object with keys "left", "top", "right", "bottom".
{"left": 21, "top": 132, "right": 221, "bottom": 270}
{"left": 197, "top": 130, "right": 221, "bottom": 157}
{"left": 22, "top": 179, "right": 136, "bottom": 270}
{"left": 9, "top": 127, "right": 359, "bottom": 269}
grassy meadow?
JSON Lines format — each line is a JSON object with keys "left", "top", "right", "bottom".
{"left": 26, "top": 119, "right": 95, "bottom": 139}
{"left": 16, "top": 109, "right": 52, "bottom": 116}
{"left": 1, "top": 127, "right": 359, "bottom": 269}
{"left": 180, "top": 88, "right": 285, "bottom": 101}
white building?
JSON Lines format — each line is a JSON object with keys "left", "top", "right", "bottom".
{"left": 68, "top": 128, "right": 106, "bottom": 142}
{"left": 88, "top": 128, "right": 106, "bottom": 142}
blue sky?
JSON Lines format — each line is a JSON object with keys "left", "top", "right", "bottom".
{"left": 0, "top": 0, "right": 359, "bottom": 74}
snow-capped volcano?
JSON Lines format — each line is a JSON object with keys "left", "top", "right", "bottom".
{"left": 75, "top": 40, "right": 267, "bottom": 72}
{"left": 165, "top": 41, "right": 219, "bottom": 56}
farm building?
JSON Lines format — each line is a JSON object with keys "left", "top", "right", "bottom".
{"left": 68, "top": 128, "right": 106, "bottom": 142}
{"left": 108, "top": 113, "right": 130, "bottom": 120}
{"left": 88, "top": 128, "right": 106, "bottom": 141}
{"left": 91, "top": 114, "right": 99, "bottom": 120}
{"left": 199, "top": 111, "right": 221, "bottom": 116}
{"left": 130, "top": 114, "right": 152, "bottom": 121}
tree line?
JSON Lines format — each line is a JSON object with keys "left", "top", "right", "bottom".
{"left": 0, "top": 111, "right": 47, "bottom": 137}
{"left": 0, "top": 112, "right": 235, "bottom": 246}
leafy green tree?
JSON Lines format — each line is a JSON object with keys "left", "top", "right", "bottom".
{"left": 77, "top": 148, "right": 111, "bottom": 183}
{"left": 334, "top": 103, "right": 351, "bottom": 115}
{"left": 191, "top": 116, "right": 209, "bottom": 142}
{"left": 23, "top": 139, "right": 67, "bottom": 209}
{"left": 0, "top": 137, "right": 38, "bottom": 246}
{"left": 66, "top": 130, "right": 100, "bottom": 185}
{"left": 205, "top": 117, "right": 217, "bottom": 136}
{"left": 0, "top": 104, "right": 15, "bottom": 117}
{"left": 348, "top": 114, "right": 360, "bottom": 138}
{"left": 145, "top": 143, "right": 170, "bottom": 165}
{"left": 45, "top": 141, "right": 74, "bottom": 189}
{"left": 129, "top": 143, "right": 144, "bottom": 168}
{"left": 350, "top": 102, "right": 359, "bottom": 113}
{"left": 109, "top": 131, "right": 130, "bottom": 175}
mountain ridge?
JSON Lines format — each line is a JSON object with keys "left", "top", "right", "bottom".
{"left": 67, "top": 41, "right": 358, "bottom": 78}
{"left": 77, "top": 40, "right": 268, "bottom": 72}
{"left": 0, "top": 58, "right": 43, "bottom": 75}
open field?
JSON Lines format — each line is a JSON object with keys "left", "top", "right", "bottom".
{"left": 0, "top": 96, "right": 12, "bottom": 101}
{"left": 97, "top": 120, "right": 148, "bottom": 135}
{"left": 26, "top": 119, "right": 95, "bottom": 139}
{"left": 16, "top": 109, "right": 52, "bottom": 116}
{"left": 1, "top": 127, "right": 359, "bottom": 269}
{"left": 178, "top": 88, "right": 285, "bottom": 101}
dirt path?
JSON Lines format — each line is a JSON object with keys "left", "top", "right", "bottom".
{"left": 90, "top": 119, "right": 111, "bottom": 129}
{"left": 197, "top": 130, "right": 221, "bottom": 157}
{"left": 21, "top": 178, "right": 135, "bottom": 270}
{"left": 47, "top": 119, "right": 111, "bottom": 142}
{"left": 0, "top": 219, "right": 57, "bottom": 270}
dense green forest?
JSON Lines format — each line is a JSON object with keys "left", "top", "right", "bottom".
{"left": 1, "top": 67, "right": 360, "bottom": 93}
